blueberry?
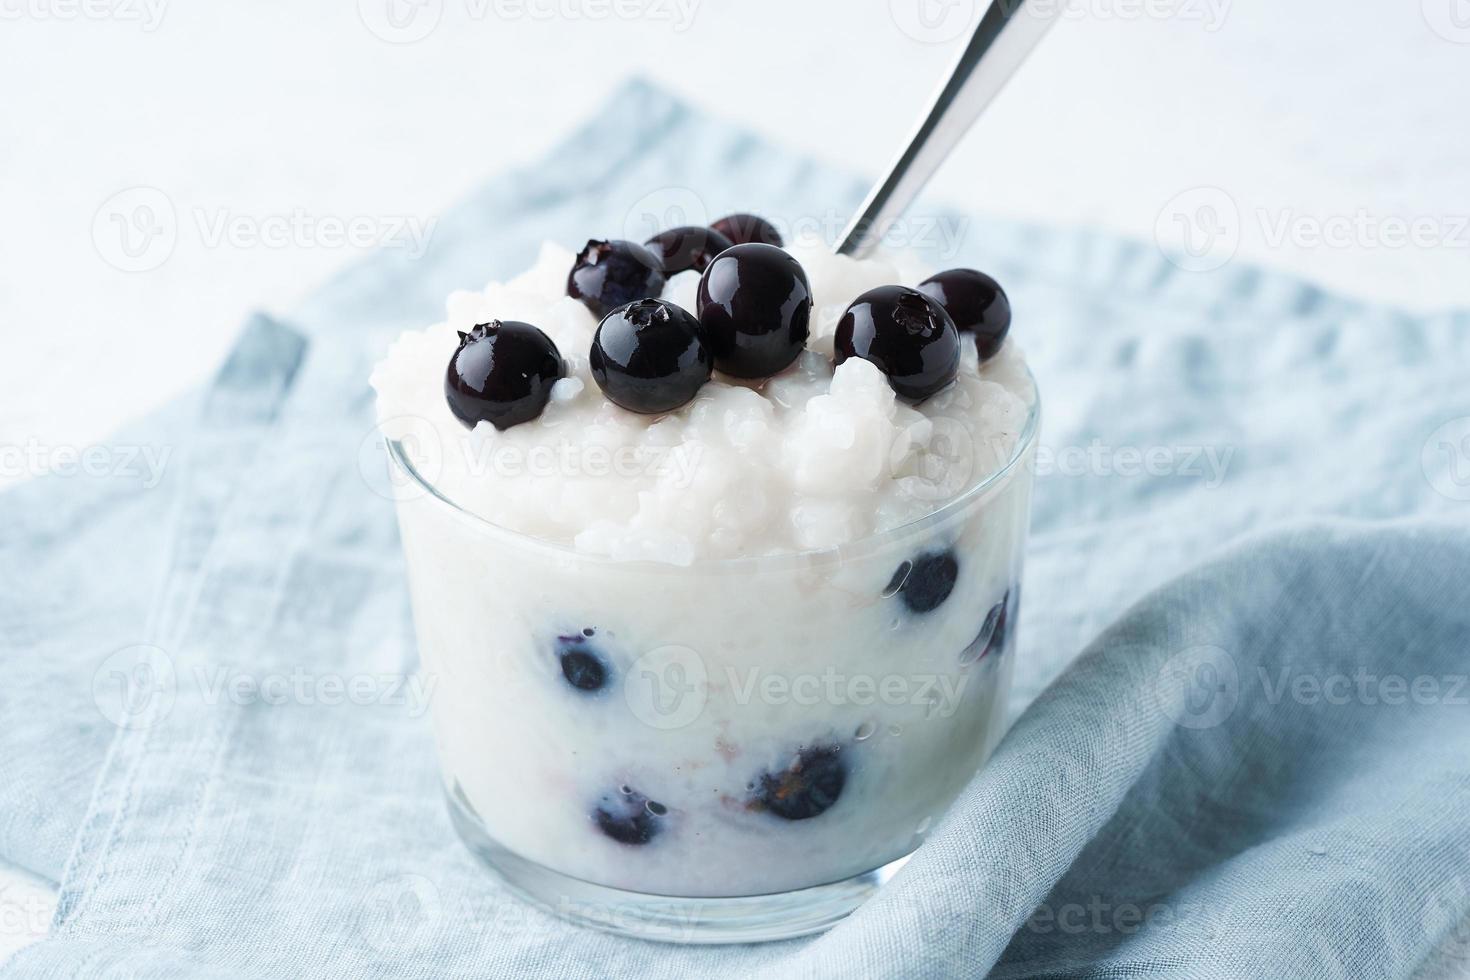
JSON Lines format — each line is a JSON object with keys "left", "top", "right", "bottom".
{"left": 643, "top": 225, "right": 735, "bottom": 275}
{"left": 893, "top": 549, "right": 959, "bottom": 614}
{"left": 589, "top": 298, "right": 713, "bottom": 414}
{"left": 992, "top": 586, "right": 1018, "bottom": 652}
{"left": 917, "top": 269, "right": 1011, "bottom": 361}
{"left": 567, "top": 239, "right": 666, "bottom": 319}
{"left": 556, "top": 633, "right": 608, "bottom": 692}
{"left": 963, "top": 590, "right": 1012, "bottom": 664}
{"left": 834, "top": 285, "right": 961, "bottom": 403}
{"left": 696, "top": 243, "right": 812, "bottom": 378}
{"left": 444, "top": 320, "right": 564, "bottom": 431}
{"left": 710, "top": 213, "right": 783, "bottom": 248}
{"left": 594, "top": 786, "right": 666, "bottom": 845}
{"left": 750, "top": 745, "right": 846, "bottom": 821}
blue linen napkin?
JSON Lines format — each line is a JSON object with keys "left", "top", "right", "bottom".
{"left": 3, "top": 78, "right": 1469, "bottom": 978}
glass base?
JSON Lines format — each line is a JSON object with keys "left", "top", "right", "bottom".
{"left": 445, "top": 784, "right": 907, "bottom": 944}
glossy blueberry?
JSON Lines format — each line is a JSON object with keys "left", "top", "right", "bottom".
{"left": 567, "top": 239, "right": 666, "bottom": 319}
{"left": 891, "top": 549, "right": 959, "bottom": 614}
{"left": 643, "top": 225, "right": 735, "bottom": 275}
{"left": 444, "top": 320, "right": 564, "bottom": 431}
{"left": 750, "top": 745, "right": 846, "bottom": 821}
{"left": 696, "top": 243, "right": 812, "bottom": 378}
{"left": 834, "top": 285, "right": 961, "bottom": 403}
{"left": 594, "top": 786, "right": 666, "bottom": 845}
{"left": 590, "top": 298, "right": 713, "bottom": 414}
{"left": 556, "top": 632, "right": 609, "bottom": 692}
{"left": 963, "top": 589, "right": 1014, "bottom": 664}
{"left": 710, "top": 213, "right": 783, "bottom": 248}
{"left": 917, "top": 268, "right": 1011, "bottom": 361}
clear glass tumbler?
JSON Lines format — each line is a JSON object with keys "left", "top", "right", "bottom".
{"left": 385, "top": 376, "right": 1039, "bottom": 943}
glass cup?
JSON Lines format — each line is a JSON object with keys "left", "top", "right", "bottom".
{"left": 384, "top": 373, "right": 1039, "bottom": 943}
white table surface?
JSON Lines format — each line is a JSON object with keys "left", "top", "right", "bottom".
{"left": 3, "top": 0, "right": 1469, "bottom": 967}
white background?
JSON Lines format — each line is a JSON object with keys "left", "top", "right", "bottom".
{"left": 3, "top": 0, "right": 1469, "bottom": 964}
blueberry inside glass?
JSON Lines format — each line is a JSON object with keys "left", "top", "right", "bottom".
{"left": 381, "top": 224, "right": 1038, "bottom": 942}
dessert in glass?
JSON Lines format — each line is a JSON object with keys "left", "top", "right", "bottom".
{"left": 371, "top": 218, "right": 1039, "bottom": 943}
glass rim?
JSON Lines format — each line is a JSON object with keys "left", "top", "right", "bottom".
{"left": 386, "top": 365, "right": 1041, "bottom": 573}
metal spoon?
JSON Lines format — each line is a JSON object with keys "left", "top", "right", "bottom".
{"left": 834, "top": 1, "right": 1062, "bottom": 258}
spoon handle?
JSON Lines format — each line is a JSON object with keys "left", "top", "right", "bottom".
{"left": 834, "top": 1, "right": 1062, "bottom": 258}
